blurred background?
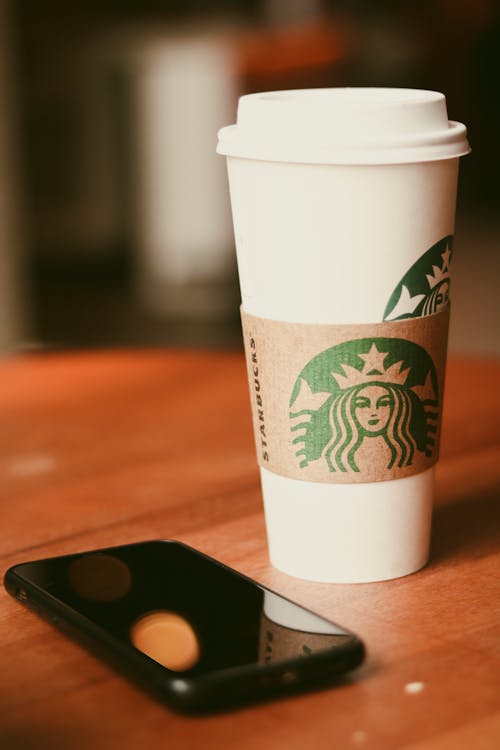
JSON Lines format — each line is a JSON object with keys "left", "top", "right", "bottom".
{"left": 1, "top": 0, "right": 499, "bottom": 356}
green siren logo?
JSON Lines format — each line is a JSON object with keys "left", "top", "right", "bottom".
{"left": 384, "top": 236, "right": 452, "bottom": 320}
{"left": 289, "top": 339, "right": 439, "bottom": 474}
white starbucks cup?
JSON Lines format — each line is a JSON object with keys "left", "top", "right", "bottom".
{"left": 217, "top": 88, "right": 470, "bottom": 583}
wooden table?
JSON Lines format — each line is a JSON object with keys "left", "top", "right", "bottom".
{"left": 1, "top": 350, "right": 500, "bottom": 750}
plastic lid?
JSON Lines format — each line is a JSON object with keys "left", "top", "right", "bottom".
{"left": 217, "top": 88, "right": 470, "bottom": 165}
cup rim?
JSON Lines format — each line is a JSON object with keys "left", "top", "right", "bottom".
{"left": 217, "top": 87, "right": 471, "bottom": 165}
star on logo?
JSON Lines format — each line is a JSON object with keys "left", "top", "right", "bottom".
{"left": 426, "top": 244, "right": 452, "bottom": 290}
{"left": 410, "top": 371, "right": 436, "bottom": 402}
{"left": 331, "top": 343, "right": 410, "bottom": 389}
{"left": 441, "top": 246, "right": 452, "bottom": 272}
{"left": 358, "top": 343, "right": 391, "bottom": 375}
{"left": 385, "top": 285, "right": 426, "bottom": 321}
{"left": 290, "top": 378, "right": 331, "bottom": 413}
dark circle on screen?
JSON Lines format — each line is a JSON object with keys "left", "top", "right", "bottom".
{"left": 67, "top": 554, "right": 132, "bottom": 602}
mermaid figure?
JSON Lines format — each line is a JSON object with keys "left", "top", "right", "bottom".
{"left": 290, "top": 342, "right": 436, "bottom": 474}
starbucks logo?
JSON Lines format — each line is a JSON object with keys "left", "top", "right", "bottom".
{"left": 289, "top": 339, "right": 438, "bottom": 474}
{"left": 384, "top": 236, "right": 452, "bottom": 320}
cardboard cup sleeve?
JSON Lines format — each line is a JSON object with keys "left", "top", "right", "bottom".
{"left": 241, "top": 307, "right": 449, "bottom": 484}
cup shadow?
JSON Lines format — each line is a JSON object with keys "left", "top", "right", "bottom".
{"left": 430, "top": 486, "right": 500, "bottom": 565}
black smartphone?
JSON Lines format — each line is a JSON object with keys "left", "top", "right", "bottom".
{"left": 4, "top": 540, "right": 364, "bottom": 713}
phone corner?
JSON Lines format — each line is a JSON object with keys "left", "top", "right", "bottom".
{"left": 3, "top": 564, "right": 18, "bottom": 595}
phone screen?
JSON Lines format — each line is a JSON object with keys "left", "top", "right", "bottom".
{"left": 7, "top": 541, "right": 363, "bottom": 708}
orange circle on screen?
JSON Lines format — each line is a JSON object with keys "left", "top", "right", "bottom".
{"left": 130, "top": 611, "right": 200, "bottom": 672}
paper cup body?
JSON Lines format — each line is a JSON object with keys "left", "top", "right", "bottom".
{"left": 218, "top": 89, "right": 469, "bottom": 583}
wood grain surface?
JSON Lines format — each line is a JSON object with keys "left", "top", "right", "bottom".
{"left": 1, "top": 350, "right": 500, "bottom": 750}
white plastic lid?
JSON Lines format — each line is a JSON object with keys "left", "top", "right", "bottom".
{"left": 217, "top": 88, "right": 470, "bottom": 165}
